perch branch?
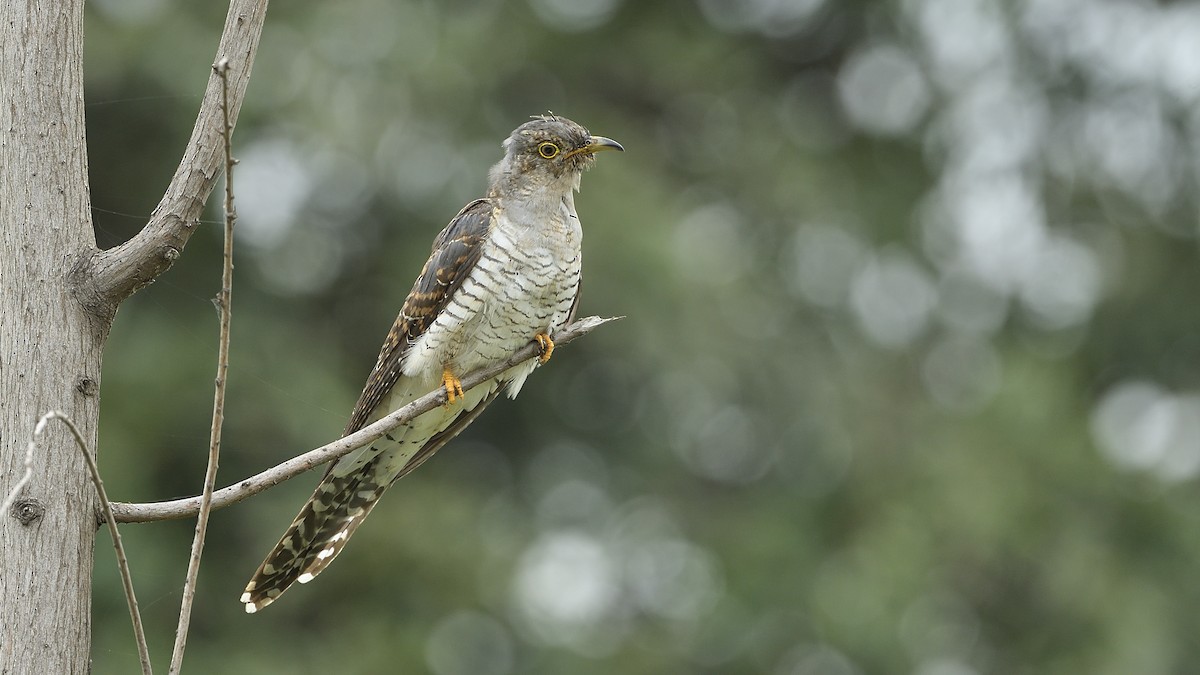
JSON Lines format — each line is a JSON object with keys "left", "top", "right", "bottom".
{"left": 110, "top": 315, "right": 621, "bottom": 524}
{"left": 4, "top": 412, "right": 154, "bottom": 675}
{"left": 169, "top": 58, "right": 238, "bottom": 675}
{"left": 74, "top": 0, "right": 269, "bottom": 320}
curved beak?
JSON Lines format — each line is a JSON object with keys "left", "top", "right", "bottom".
{"left": 566, "top": 135, "right": 624, "bottom": 158}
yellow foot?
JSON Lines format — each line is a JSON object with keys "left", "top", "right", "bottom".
{"left": 535, "top": 333, "right": 555, "bottom": 364}
{"left": 442, "top": 368, "right": 465, "bottom": 405}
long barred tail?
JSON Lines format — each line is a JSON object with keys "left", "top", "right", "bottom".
{"left": 241, "top": 378, "right": 500, "bottom": 613}
{"left": 240, "top": 450, "right": 391, "bottom": 613}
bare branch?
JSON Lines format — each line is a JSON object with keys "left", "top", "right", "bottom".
{"left": 0, "top": 425, "right": 37, "bottom": 518}
{"left": 73, "top": 0, "right": 269, "bottom": 320}
{"left": 6, "top": 412, "right": 154, "bottom": 675}
{"left": 110, "top": 315, "right": 621, "bottom": 524}
{"left": 169, "top": 58, "right": 238, "bottom": 675}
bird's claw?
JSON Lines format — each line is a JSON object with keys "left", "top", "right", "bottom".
{"left": 535, "top": 333, "right": 555, "bottom": 364}
{"left": 442, "top": 368, "right": 465, "bottom": 405}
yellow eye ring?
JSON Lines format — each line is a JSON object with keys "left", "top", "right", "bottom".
{"left": 537, "top": 142, "right": 560, "bottom": 159}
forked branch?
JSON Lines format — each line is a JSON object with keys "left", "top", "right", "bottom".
{"left": 73, "top": 0, "right": 269, "bottom": 320}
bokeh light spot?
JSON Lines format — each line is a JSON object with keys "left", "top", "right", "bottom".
{"left": 626, "top": 539, "right": 723, "bottom": 621}
{"left": 236, "top": 139, "right": 313, "bottom": 250}
{"left": 1091, "top": 382, "right": 1200, "bottom": 482}
{"left": 787, "top": 223, "right": 867, "bottom": 308}
{"left": 850, "top": 248, "right": 938, "bottom": 348}
{"left": 425, "top": 611, "right": 514, "bottom": 675}
{"left": 837, "top": 43, "right": 930, "bottom": 137}
{"left": 512, "top": 530, "right": 621, "bottom": 650}
{"left": 528, "top": 0, "right": 622, "bottom": 32}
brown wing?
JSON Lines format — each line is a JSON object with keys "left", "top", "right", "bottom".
{"left": 342, "top": 198, "right": 494, "bottom": 436}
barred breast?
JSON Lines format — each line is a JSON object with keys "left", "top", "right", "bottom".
{"left": 403, "top": 197, "right": 582, "bottom": 395}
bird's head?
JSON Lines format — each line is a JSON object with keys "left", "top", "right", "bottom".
{"left": 489, "top": 114, "right": 623, "bottom": 195}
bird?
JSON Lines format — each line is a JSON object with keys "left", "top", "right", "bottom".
{"left": 240, "top": 115, "right": 622, "bottom": 613}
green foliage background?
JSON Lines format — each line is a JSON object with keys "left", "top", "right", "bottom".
{"left": 85, "top": 1, "right": 1200, "bottom": 673}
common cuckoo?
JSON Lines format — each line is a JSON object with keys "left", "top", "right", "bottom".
{"left": 241, "top": 115, "right": 622, "bottom": 612}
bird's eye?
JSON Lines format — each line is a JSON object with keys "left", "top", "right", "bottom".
{"left": 537, "top": 142, "right": 560, "bottom": 159}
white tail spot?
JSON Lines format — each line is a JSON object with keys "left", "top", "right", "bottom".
{"left": 297, "top": 572, "right": 315, "bottom": 584}
{"left": 244, "top": 603, "right": 258, "bottom": 614}
{"left": 239, "top": 592, "right": 252, "bottom": 603}
{"left": 317, "top": 547, "right": 335, "bottom": 560}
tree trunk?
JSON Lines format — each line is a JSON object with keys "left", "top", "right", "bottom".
{"left": 0, "top": 0, "right": 103, "bottom": 672}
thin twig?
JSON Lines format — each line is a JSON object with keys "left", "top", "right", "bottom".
{"left": 109, "top": 315, "right": 621, "bottom": 524}
{"left": 0, "top": 426, "right": 37, "bottom": 517}
{"left": 5, "top": 412, "right": 154, "bottom": 675}
{"left": 168, "top": 58, "right": 237, "bottom": 675}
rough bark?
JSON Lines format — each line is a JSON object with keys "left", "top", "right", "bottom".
{"left": 0, "top": 0, "right": 102, "bottom": 672}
